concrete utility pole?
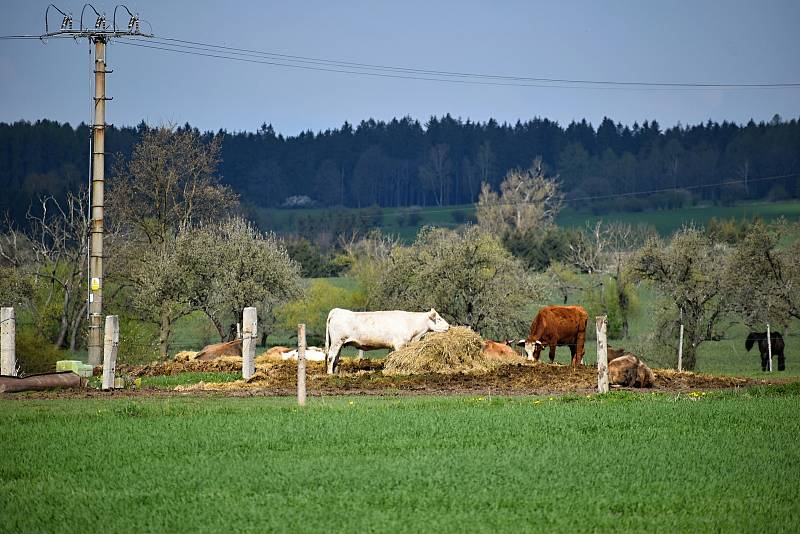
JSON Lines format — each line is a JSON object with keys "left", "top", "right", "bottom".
{"left": 42, "top": 4, "right": 152, "bottom": 365}
{"left": 87, "top": 36, "right": 107, "bottom": 365}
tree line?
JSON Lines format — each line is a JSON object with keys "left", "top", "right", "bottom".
{"left": 2, "top": 127, "right": 799, "bottom": 373}
{"left": 2, "top": 114, "right": 799, "bottom": 229}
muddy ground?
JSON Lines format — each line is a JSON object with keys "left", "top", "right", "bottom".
{"left": 4, "top": 358, "right": 785, "bottom": 399}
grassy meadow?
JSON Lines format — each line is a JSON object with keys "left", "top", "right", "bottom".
{"left": 2, "top": 387, "right": 800, "bottom": 533}
{"left": 252, "top": 199, "right": 800, "bottom": 240}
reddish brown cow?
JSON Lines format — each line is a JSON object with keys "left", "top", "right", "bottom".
{"left": 482, "top": 340, "right": 524, "bottom": 362}
{"left": 520, "top": 305, "right": 589, "bottom": 366}
{"left": 194, "top": 339, "right": 242, "bottom": 361}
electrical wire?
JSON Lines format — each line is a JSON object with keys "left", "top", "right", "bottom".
{"left": 114, "top": 35, "right": 800, "bottom": 89}
{"left": 113, "top": 37, "right": 800, "bottom": 91}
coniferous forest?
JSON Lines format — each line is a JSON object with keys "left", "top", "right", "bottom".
{"left": 2, "top": 114, "right": 799, "bottom": 227}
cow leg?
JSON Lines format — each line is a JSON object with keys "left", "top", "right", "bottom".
{"left": 569, "top": 344, "right": 578, "bottom": 366}
{"left": 548, "top": 344, "right": 556, "bottom": 363}
{"left": 761, "top": 351, "right": 768, "bottom": 372}
{"left": 778, "top": 351, "right": 786, "bottom": 371}
{"left": 327, "top": 341, "right": 343, "bottom": 374}
{"left": 574, "top": 329, "right": 586, "bottom": 366}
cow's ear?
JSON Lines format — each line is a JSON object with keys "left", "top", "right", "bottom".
{"left": 429, "top": 309, "right": 437, "bottom": 319}
{"left": 517, "top": 339, "right": 526, "bottom": 346}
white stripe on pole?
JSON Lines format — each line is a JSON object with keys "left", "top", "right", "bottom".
{"left": 767, "top": 323, "right": 773, "bottom": 373}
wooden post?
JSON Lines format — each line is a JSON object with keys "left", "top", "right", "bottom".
{"left": 1, "top": 307, "right": 16, "bottom": 376}
{"left": 242, "top": 307, "right": 257, "bottom": 380}
{"left": 596, "top": 315, "right": 609, "bottom": 394}
{"left": 677, "top": 324, "right": 684, "bottom": 372}
{"left": 767, "top": 323, "right": 773, "bottom": 373}
{"left": 297, "top": 323, "right": 307, "bottom": 406}
{"left": 102, "top": 315, "right": 119, "bottom": 390}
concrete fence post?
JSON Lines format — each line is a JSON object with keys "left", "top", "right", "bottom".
{"left": 242, "top": 307, "right": 257, "bottom": 380}
{"left": 767, "top": 323, "right": 773, "bottom": 372}
{"left": 297, "top": 323, "right": 307, "bottom": 407}
{"left": 102, "top": 315, "right": 119, "bottom": 390}
{"left": 596, "top": 315, "right": 609, "bottom": 394}
{"left": 1, "top": 307, "right": 16, "bottom": 376}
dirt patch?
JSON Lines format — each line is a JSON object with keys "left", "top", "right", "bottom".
{"left": 170, "top": 361, "right": 759, "bottom": 396}
{"left": 6, "top": 359, "right": 781, "bottom": 399}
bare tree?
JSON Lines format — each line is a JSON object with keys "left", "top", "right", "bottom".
{"left": 419, "top": 144, "right": 452, "bottom": 206}
{"left": 477, "top": 158, "right": 562, "bottom": 236}
{"left": 0, "top": 191, "right": 118, "bottom": 350}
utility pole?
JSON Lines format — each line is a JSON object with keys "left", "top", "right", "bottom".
{"left": 42, "top": 4, "right": 152, "bottom": 364}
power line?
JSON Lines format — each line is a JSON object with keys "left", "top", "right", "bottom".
{"left": 115, "top": 34, "right": 800, "bottom": 89}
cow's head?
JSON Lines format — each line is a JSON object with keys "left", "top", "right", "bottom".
{"left": 517, "top": 338, "right": 543, "bottom": 360}
{"left": 428, "top": 309, "right": 450, "bottom": 332}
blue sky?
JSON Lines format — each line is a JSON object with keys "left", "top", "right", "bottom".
{"left": 2, "top": 0, "right": 799, "bottom": 135}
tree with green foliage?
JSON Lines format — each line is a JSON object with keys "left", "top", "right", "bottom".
{"left": 724, "top": 219, "right": 800, "bottom": 328}
{"left": 627, "top": 228, "right": 731, "bottom": 370}
{"left": 357, "top": 226, "right": 542, "bottom": 339}
{"left": 109, "top": 127, "right": 239, "bottom": 356}
{"left": 275, "top": 279, "right": 365, "bottom": 345}
{"left": 184, "top": 217, "right": 303, "bottom": 342}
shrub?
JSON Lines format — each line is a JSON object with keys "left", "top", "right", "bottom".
{"left": 15, "top": 327, "right": 64, "bottom": 375}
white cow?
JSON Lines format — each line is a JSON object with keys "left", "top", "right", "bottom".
{"left": 280, "top": 347, "right": 327, "bottom": 362}
{"left": 325, "top": 308, "right": 450, "bottom": 374}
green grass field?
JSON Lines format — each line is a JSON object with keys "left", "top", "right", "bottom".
{"left": 252, "top": 200, "right": 800, "bottom": 240}
{"left": 3, "top": 387, "right": 800, "bottom": 532}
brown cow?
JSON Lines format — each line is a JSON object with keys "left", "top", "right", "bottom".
{"left": 482, "top": 340, "right": 524, "bottom": 362}
{"left": 608, "top": 354, "right": 654, "bottom": 388}
{"left": 519, "top": 305, "right": 588, "bottom": 366}
{"left": 194, "top": 339, "right": 242, "bottom": 361}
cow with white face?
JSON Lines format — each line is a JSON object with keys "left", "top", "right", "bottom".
{"left": 325, "top": 308, "right": 450, "bottom": 374}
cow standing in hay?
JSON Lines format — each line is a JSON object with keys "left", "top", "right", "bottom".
{"left": 519, "top": 305, "right": 588, "bottom": 366}
{"left": 325, "top": 308, "right": 450, "bottom": 374}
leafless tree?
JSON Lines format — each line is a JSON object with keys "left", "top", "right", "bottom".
{"left": 477, "top": 157, "right": 562, "bottom": 236}
{"left": 419, "top": 144, "right": 452, "bottom": 206}
{"left": 0, "top": 191, "right": 119, "bottom": 350}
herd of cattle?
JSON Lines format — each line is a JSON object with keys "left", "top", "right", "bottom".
{"left": 190, "top": 304, "right": 787, "bottom": 385}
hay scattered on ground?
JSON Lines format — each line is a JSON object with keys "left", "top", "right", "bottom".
{"left": 654, "top": 369, "right": 748, "bottom": 390}
{"left": 383, "top": 326, "right": 489, "bottom": 375}
{"left": 174, "top": 351, "right": 199, "bottom": 363}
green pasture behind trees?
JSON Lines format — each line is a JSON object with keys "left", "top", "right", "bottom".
{"left": 2, "top": 389, "right": 800, "bottom": 532}
{"left": 252, "top": 200, "right": 800, "bottom": 240}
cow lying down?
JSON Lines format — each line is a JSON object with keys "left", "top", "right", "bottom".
{"left": 607, "top": 347, "right": 654, "bottom": 388}
{"left": 280, "top": 347, "right": 326, "bottom": 362}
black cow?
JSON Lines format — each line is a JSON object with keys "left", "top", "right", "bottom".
{"left": 745, "top": 331, "right": 786, "bottom": 371}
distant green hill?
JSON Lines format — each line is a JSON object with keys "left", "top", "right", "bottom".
{"left": 252, "top": 200, "right": 800, "bottom": 240}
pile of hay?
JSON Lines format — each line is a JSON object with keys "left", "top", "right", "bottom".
{"left": 383, "top": 326, "right": 490, "bottom": 375}
{"left": 174, "top": 351, "right": 199, "bottom": 363}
